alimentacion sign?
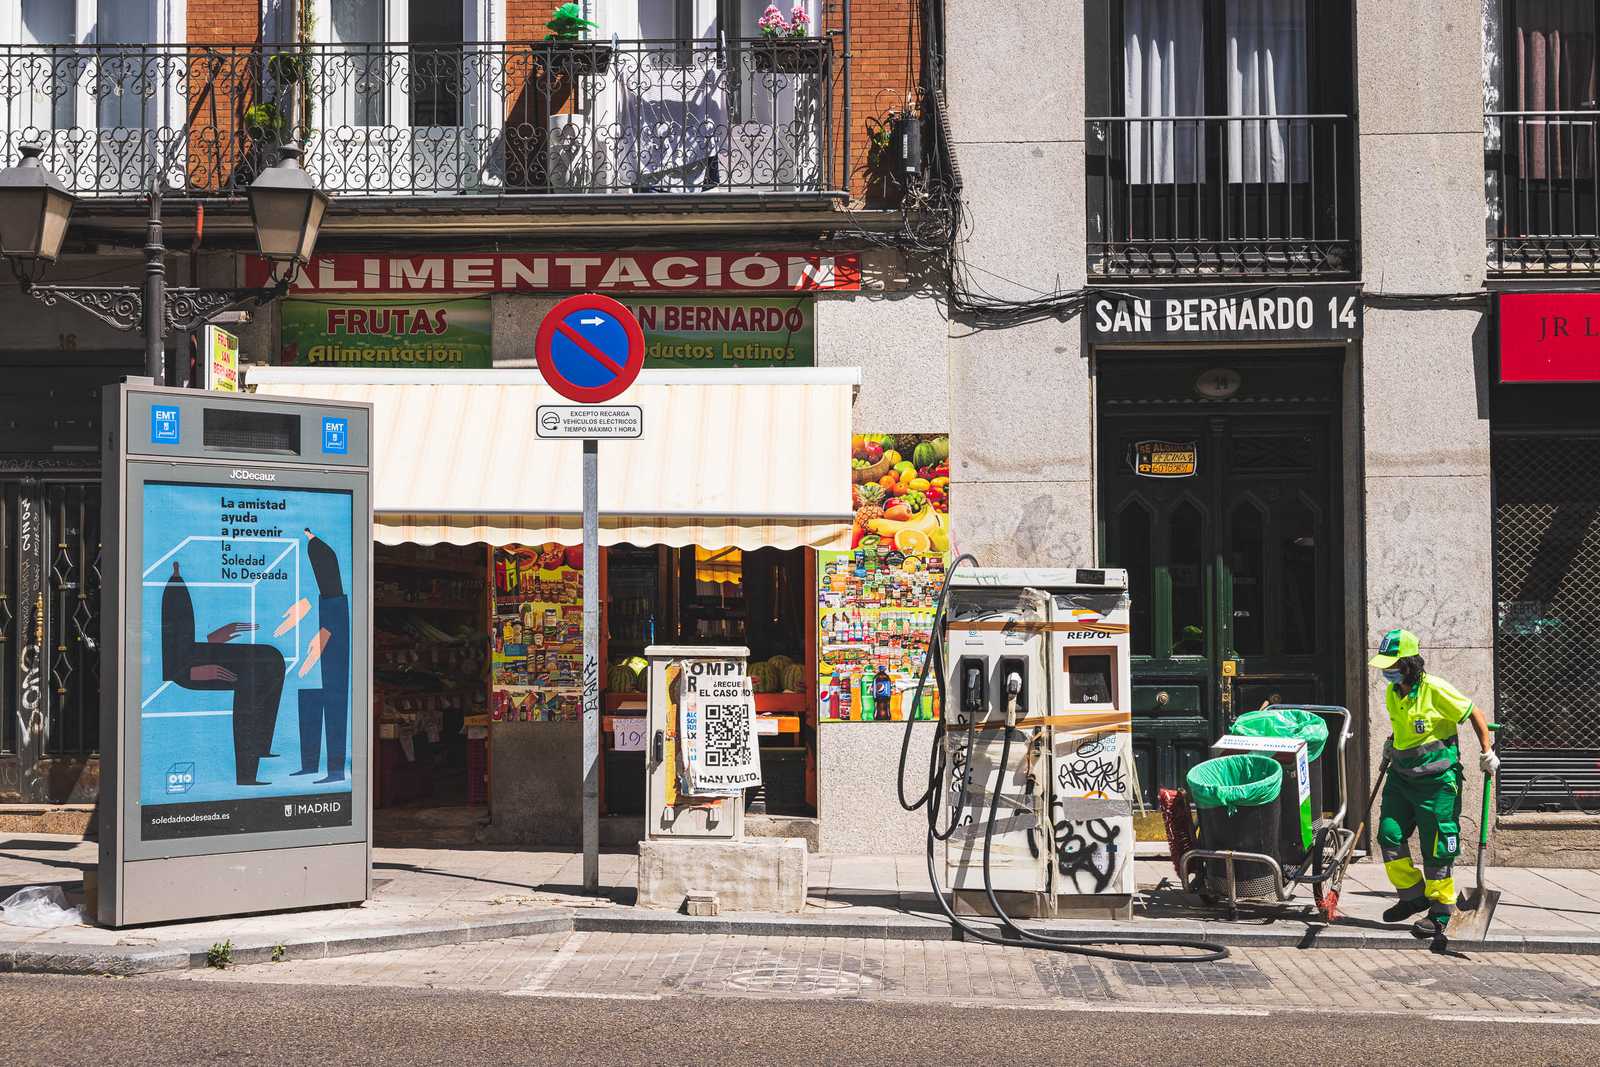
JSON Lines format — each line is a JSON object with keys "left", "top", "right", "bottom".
{"left": 279, "top": 297, "right": 492, "bottom": 368}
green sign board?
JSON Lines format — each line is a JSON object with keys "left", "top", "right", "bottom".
{"left": 279, "top": 297, "right": 492, "bottom": 369}
{"left": 623, "top": 296, "right": 815, "bottom": 368}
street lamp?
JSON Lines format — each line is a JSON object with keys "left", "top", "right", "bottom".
{"left": 0, "top": 142, "right": 328, "bottom": 385}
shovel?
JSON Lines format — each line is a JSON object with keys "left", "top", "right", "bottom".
{"left": 1451, "top": 723, "right": 1503, "bottom": 941}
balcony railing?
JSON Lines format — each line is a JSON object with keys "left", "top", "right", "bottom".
{"left": 1488, "top": 110, "right": 1600, "bottom": 273}
{"left": 1087, "top": 114, "right": 1357, "bottom": 279}
{"left": 0, "top": 39, "right": 838, "bottom": 200}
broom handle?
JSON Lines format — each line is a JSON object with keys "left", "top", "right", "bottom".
{"left": 1477, "top": 722, "right": 1503, "bottom": 884}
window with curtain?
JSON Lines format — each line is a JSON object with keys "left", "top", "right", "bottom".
{"left": 1122, "top": 0, "right": 1308, "bottom": 184}
{"left": 1512, "top": 0, "right": 1599, "bottom": 179}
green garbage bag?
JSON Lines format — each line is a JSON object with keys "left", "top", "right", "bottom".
{"left": 1231, "top": 708, "right": 1329, "bottom": 762}
{"left": 1186, "top": 754, "right": 1282, "bottom": 814}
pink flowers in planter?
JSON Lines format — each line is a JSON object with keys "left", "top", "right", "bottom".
{"left": 759, "top": 4, "right": 812, "bottom": 38}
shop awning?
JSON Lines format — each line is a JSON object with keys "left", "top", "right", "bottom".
{"left": 247, "top": 366, "right": 858, "bottom": 551}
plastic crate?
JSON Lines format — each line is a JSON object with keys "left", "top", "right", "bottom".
{"left": 466, "top": 736, "right": 488, "bottom": 805}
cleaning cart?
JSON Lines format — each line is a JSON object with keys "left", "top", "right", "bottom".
{"left": 1161, "top": 704, "right": 1358, "bottom": 922}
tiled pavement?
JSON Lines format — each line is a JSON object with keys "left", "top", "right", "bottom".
{"left": 173, "top": 928, "right": 1600, "bottom": 1020}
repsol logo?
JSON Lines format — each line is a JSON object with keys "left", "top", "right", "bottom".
{"left": 289, "top": 801, "right": 343, "bottom": 816}
{"left": 230, "top": 469, "right": 277, "bottom": 482}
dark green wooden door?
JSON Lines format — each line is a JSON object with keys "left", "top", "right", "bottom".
{"left": 1097, "top": 354, "right": 1345, "bottom": 807}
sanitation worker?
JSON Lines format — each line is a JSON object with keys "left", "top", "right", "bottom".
{"left": 1369, "top": 628, "right": 1498, "bottom": 942}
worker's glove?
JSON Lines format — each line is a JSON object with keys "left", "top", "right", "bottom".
{"left": 1479, "top": 749, "right": 1501, "bottom": 775}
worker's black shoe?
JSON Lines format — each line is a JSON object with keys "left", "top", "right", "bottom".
{"left": 1411, "top": 912, "right": 1450, "bottom": 943}
{"left": 1382, "top": 897, "right": 1431, "bottom": 924}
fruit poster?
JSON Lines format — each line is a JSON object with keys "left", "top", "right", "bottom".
{"left": 491, "top": 543, "right": 585, "bottom": 722}
{"left": 818, "top": 433, "right": 951, "bottom": 723}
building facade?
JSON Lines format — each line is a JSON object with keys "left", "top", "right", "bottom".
{"left": 1, "top": 1, "right": 1597, "bottom": 866}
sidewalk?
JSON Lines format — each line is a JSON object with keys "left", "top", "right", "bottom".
{"left": 3, "top": 832, "right": 1600, "bottom": 974}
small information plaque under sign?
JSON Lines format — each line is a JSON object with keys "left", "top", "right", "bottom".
{"left": 536, "top": 405, "right": 644, "bottom": 440}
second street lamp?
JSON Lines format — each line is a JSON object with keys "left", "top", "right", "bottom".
{"left": 0, "top": 142, "right": 329, "bottom": 385}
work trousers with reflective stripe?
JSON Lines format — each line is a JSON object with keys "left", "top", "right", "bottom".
{"left": 1377, "top": 764, "right": 1463, "bottom": 913}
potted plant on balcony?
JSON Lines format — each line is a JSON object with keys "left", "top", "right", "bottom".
{"left": 754, "top": 5, "right": 827, "bottom": 75}
{"left": 541, "top": 3, "right": 612, "bottom": 77}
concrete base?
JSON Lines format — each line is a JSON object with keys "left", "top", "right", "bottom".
{"left": 637, "top": 838, "right": 808, "bottom": 914}
{"left": 952, "top": 890, "right": 1134, "bottom": 922}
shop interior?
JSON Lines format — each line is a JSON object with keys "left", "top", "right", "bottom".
{"left": 369, "top": 540, "right": 821, "bottom": 843}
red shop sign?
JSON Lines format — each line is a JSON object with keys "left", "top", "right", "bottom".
{"left": 1499, "top": 292, "right": 1600, "bottom": 383}
{"left": 246, "top": 251, "right": 862, "bottom": 295}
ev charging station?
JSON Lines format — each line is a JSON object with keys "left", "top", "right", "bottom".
{"left": 941, "top": 568, "right": 1136, "bottom": 920}
{"left": 99, "top": 382, "right": 373, "bottom": 927}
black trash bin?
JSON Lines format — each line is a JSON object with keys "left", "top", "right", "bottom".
{"left": 1230, "top": 708, "right": 1330, "bottom": 865}
{"left": 1187, "top": 754, "right": 1283, "bottom": 898}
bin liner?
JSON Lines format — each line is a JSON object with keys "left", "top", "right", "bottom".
{"left": 1231, "top": 708, "right": 1329, "bottom": 762}
{"left": 1186, "top": 754, "right": 1282, "bottom": 814}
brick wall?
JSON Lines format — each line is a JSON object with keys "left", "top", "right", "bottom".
{"left": 824, "top": 0, "right": 921, "bottom": 202}
{"left": 185, "top": 0, "right": 262, "bottom": 193}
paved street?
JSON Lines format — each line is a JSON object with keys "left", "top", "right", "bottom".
{"left": 5, "top": 968, "right": 1597, "bottom": 1067}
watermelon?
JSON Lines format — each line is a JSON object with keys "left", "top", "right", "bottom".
{"left": 912, "top": 442, "right": 938, "bottom": 470}
{"left": 781, "top": 664, "right": 807, "bottom": 693}
{"left": 931, "top": 436, "right": 950, "bottom": 461}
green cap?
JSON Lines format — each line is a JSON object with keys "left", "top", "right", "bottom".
{"left": 1368, "top": 627, "right": 1420, "bottom": 669}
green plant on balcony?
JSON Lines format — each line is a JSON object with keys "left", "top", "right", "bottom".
{"left": 541, "top": 3, "right": 611, "bottom": 76}
{"left": 244, "top": 102, "right": 287, "bottom": 143}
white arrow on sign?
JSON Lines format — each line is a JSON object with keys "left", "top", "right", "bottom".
{"left": 580, "top": 316, "right": 605, "bottom": 326}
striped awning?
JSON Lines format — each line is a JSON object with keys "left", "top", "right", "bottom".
{"left": 246, "top": 366, "right": 858, "bottom": 551}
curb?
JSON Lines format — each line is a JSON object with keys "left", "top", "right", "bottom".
{"left": 5, "top": 906, "right": 1600, "bottom": 975}
{"left": 0, "top": 908, "right": 572, "bottom": 977}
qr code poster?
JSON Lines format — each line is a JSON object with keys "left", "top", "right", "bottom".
{"left": 678, "top": 664, "right": 761, "bottom": 796}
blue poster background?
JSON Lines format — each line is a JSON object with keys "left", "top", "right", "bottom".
{"left": 139, "top": 482, "right": 354, "bottom": 810}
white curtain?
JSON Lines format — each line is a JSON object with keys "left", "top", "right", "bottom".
{"left": 1226, "top": 0, "right": 1308, "bottom": 182}
{"left": 1123, "top": 0, "right": 1203, "bottom": 184}
{"left": 1123, "top": 0, "right": 1308, "bottom": 184}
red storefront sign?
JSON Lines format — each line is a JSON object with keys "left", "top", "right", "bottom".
{"left": 246, "top": 251, "right": 862, "bottom": 295}
{"left": 1499, "top": 292, "right": 1600, "bottom": 383}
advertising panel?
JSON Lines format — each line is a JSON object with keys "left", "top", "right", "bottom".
{"left": 818, "top": 432, "right": 952, "bottom": 722}
{"left": 138, "top": 482, "right": 355, "bottom": 839}
{"left": 279, "top": 297, "right": 492, "bottom": 369}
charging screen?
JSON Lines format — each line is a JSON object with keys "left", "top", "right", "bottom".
{"left": 1066, "top": 654, "right": 1113, "bottom": 704}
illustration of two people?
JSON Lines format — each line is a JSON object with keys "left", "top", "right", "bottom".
{"left": 160, "top": 529, "right": 349, "bottom": 786}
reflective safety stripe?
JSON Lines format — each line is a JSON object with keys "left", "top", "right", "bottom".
{"left": 1380, "top": 845, "right": 1409, "bottom": 864}
{"left": 1385, "top": 856, "right": 1424, "bottom": 890}
{"left": 1393, "top": 754, "right": 1458, "bottom": 778}
{"left": 1423, "top": 864, "right": 1454, "bottom": 881}
{"left": 1423, "top": 876, "right": 1456, "bottom": 909}
{"left": 1390, "top": 737, "right": 1460, "bottom": 777}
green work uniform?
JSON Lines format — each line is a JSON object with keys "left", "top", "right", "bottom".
{"left": 1377, "top": 674, "right": 1474, "bottom": 912}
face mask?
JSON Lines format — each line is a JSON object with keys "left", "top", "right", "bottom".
{"left": 1382, "top": 668, "right": 1405, "bottom": 686}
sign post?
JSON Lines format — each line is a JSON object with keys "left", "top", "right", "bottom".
{"left": 534, "top": 293, "right": 645, "bottom": 893}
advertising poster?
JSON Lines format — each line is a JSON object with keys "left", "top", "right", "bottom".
{"left": 204, "top": 325, "right": 239, "bottom": 392}
{"left": 818, "top": 433, "right": 952, "bottom": 723}
{"left": 279, "top": 297, "right": 492, "bottom": 369}
{"left": 491, "top": 543, "right": 584, "bottom": 722}
{"left": 623, "top": 296, "right": 815, "bottom": 367}
{"left": 678, "top": 665, "right": 761, "bottom": 795}
{"left": 138, "top": 482, "right": 354, "bottom": 839}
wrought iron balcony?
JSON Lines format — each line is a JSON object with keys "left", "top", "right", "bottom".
{"left": 1488, "top": 110, "right": 1600, "bottom": 273}
{"left": 0, "top": 38, "right": 839, "bottom": 200}
{"left": 1087, "top": 114, "right": 1357, "bottom": 279}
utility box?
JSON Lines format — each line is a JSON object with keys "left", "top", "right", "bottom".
{"left": 99, "top": 383, "right": 372, "bottom": 927}
{"left": 643, "top": 644, "right": 750, "bottom": 841}
{"left": 942, "top": 568, "right": 1135, "bottom": 920}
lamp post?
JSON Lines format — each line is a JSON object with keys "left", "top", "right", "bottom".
{"left": 0, "top": 143, "right": 329, "bottom": 385}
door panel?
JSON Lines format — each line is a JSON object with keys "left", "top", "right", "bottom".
{"left": 1098, "top": 354, "right": 1344, "bottom": 810}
